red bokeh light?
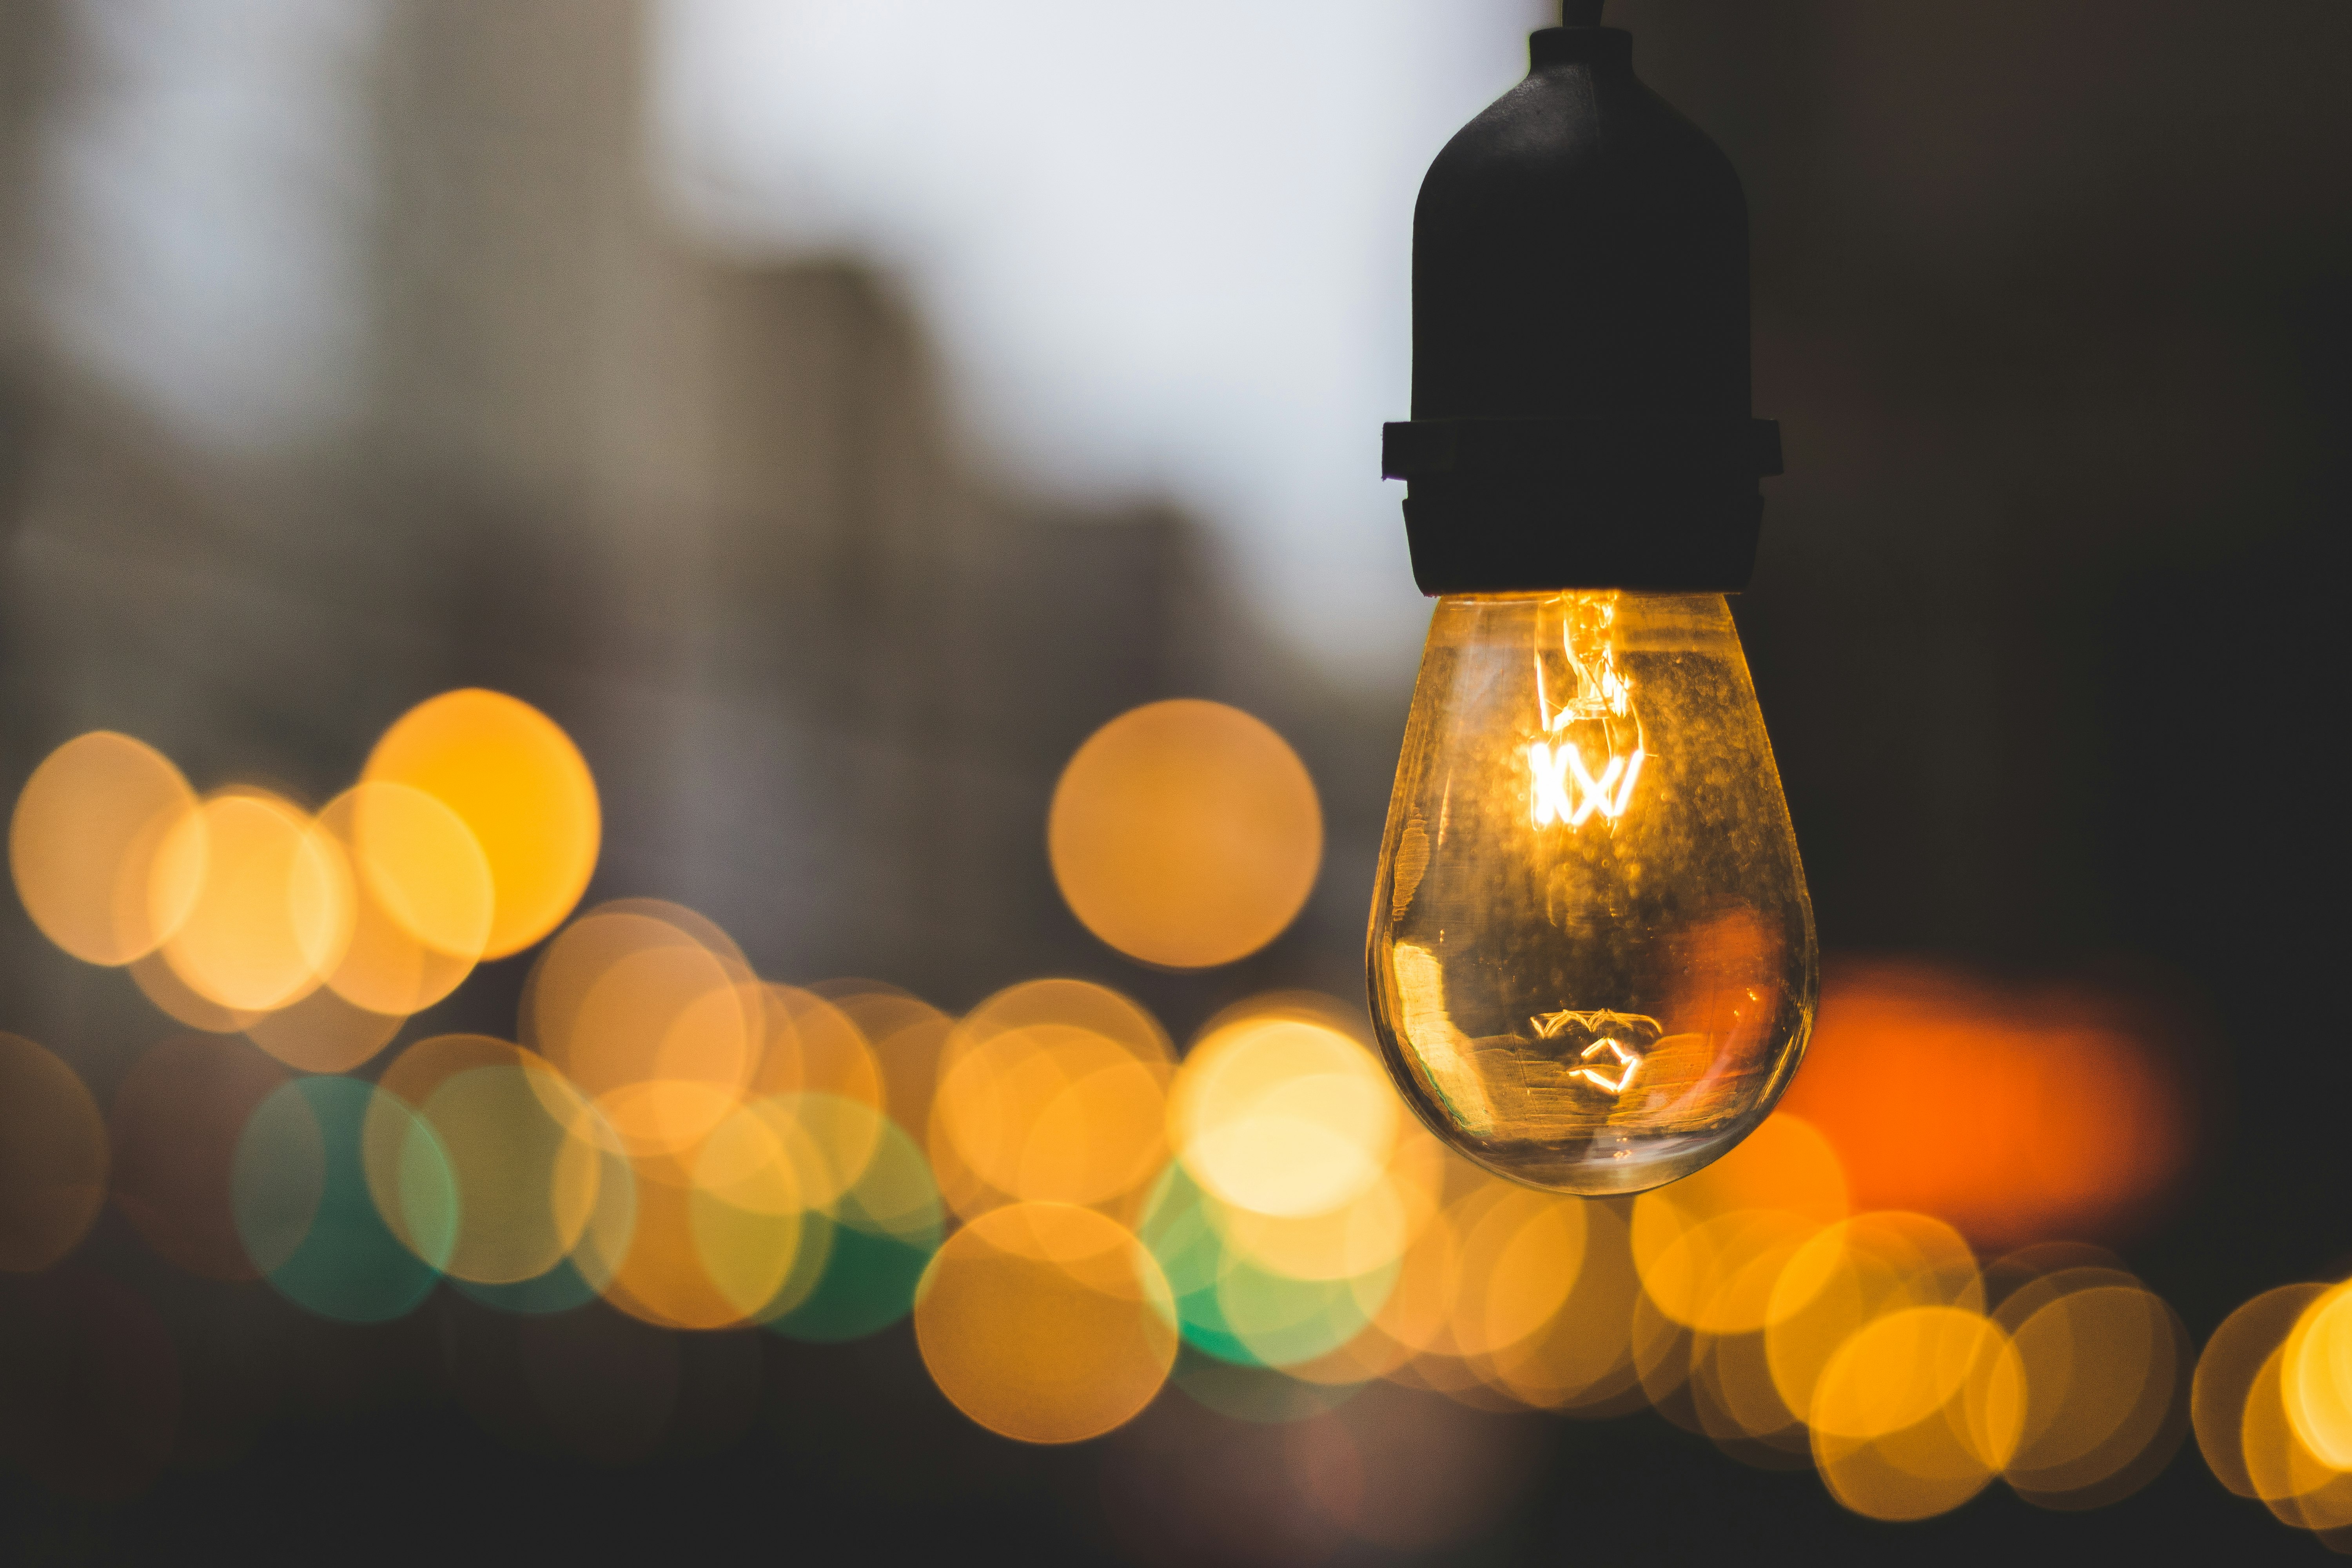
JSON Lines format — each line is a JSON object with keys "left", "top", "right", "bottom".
{"left": 1779, "top": 960, "right": 2190, "bottom": 1250}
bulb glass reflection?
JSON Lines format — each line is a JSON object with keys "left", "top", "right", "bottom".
{"left": 1368, "top": 591, "right": 1816, "bottom": 1194}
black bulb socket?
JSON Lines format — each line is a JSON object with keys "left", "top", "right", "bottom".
{"left": 1385, "top": 18, "right": 1780, "bottom": 595}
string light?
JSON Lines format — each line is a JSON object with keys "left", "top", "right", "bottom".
{"left": 1368, "top": 2, "right": 1808, "bottom": 1193}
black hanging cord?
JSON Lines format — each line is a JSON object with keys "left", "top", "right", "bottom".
{"left": 1563, "top": 0, "right": 1605, "bottom": 26}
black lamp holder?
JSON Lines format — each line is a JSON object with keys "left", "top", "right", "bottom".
{"left": 1384, "top": 0, "right": 1779, "bottom": 595}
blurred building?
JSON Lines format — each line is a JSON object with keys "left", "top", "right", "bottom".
{"left": 0, "top": 0, "right": 1367, "bottom": 1061}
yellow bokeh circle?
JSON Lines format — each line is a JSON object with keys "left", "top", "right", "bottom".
{"left": 1809, "top": 1305, "right": 2022, "bottom": 1521}
{"left": 363, "top": 689, "right": 599, "bottom": 959}
{"left": 368, "top": 1035, "right": 604, "bottom": 1285}
{"left": 521, "top": 905, "right": 762, "bottom": 1161}
{"left": 313, "top": 785, "right": 486, "bottom": 1020}
{"left": 346, "top": 780, "right": 494, "bottom": 960}
{"left": 2193, "top": 1283, "right": 2328, "bottom": 1502}
{"left": 2288, "top": 1282, "right": 2352, "bottom": 1473}
{"left": 9, "top": 731, "right": 201, "bottom": 967}
{"left": 1169, "top": 1008, "right": 1397, "bottom": 1220}
{"left": 2003, "top": 1282, "right": 2187, "bottom": 1507}
{"left": 158, "top": 791, "right": 352, "bottom": 1015}
{"left": 1048, "top": 700, "right": 1320, "bottom": 969}
{"left": 914, "top": 1202, "right": 1176, "bottom": 1444}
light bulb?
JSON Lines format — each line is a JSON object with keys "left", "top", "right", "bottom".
{"left": 1367, "top": 589, "right": 1815, "bottom": 1194}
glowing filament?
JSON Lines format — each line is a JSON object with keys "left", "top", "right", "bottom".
{"left": 1568, "top": 1038, "right": 1643, "bottom": 1096}
{"left": 1528, "top": 742, "right": 1644, "bottom": 828}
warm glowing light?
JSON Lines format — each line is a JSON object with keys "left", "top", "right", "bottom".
{"left": 1777, "top": 961, "right": 2187, "bottom": 1248}
{"left": 750, "top": 1087, "right": 880, "bottom": 1215}
{"left": 1644, "top": 1208, "right": 1822, "bottom": 1343}
{"left": 2000, "top": 1281, "right": 2188, "bottom": 1508}
{"left": 521, "top": 904, "right": 761, "bottom": 1158}
{"left": 1048, "top": 699, "right": 1322, "bottom": 969}
{"left": 1808, "top": 1305, "right": 2022, "bottom": 1520}
{"left": 764, "top": 1109, "right": 942, "bottom": 1343}
{"left": 599, "top": 1158, "right": 797, "bottom": 1332}
{"left": 1139, "top": 1144, "right": 1416, "bottom": 1375}
{"left": 688, "top": 1103, "right": 813, "bottom": 1320}
{"left": 755, "top": 986, "right": 884, "bottom": 1111}
{"left": 1526, "top": 741, "right": 1643, "bottom": 828}
{"left": 345, "top": 780, "right": 494, "bottom": 958}
{"left": 1629, "top": 1111, "right": 1849, "bottom": 1332}
{"left": 497, "top": 924, "right": 825, "bottom": 1332}
{"left": 1696, "top": 1321, "right": 1808, "bottom": 1452}
{"left": 1764, "top": 1210, "right": 1982, "bottom": 1428}
{"left": 363, "top": 689, "right": 600, "bottom": 958}
{"left": 369, "top": 1035, "right": 604, "bottom": 1285}
{"left": 817, "top": 984, "right": 953, "bottom": 1138}
{"left": 1809, "top": 1305, "right": 1993, "bottom": 1441}
{"left": 158, "top": 791, "right": 352, "bottom": 1014}
{"left": 1169, "top": 1000, "right": 1398, "bottom": 1220}
{"left": 932, "top": 1022, "right": 1171, "bottom": 1211}
{"left": 955, "top": 977, "right": 1173, "bottom": 1066}
{"left": 2193, "top": 1283, "right": 2328, "bottom": 1502}
{"left": 0, "top": 1034, "right": 109, "bottom": 1272}
{"left": 1352, "top": 1187, "right": 1463, "bottom": 1365}
{"left": 1475, "top": 1198, "right": 1646, "bottom": 1412}
{"left": 308, "top": 785, "right": 486, "bottom": 1019}
{"left": 930, "top": 978, "right": 1173, "bottom": 1220}
{"left": 1214, "top": 1136, "right": 1438, "bottom": 1289}
{"left": 2238, "top": 1298, "right": 2352, "bottom": 1533}
{"left": 1445, "top": 1187, "right": 1587, "bottom": 1358}
{"left": 1567, "top": 1035, "right": 1644, "bottom": 1094}
{"left": 748, "top": 987, "right": 887, "bottom": 1207}
{"left": 915, "top": 1201, "right": 1178, "bottom": 1443}
{"left": 2287, "top": 1283, "right": 2352, "bottom": 1472}
{"left": 0, "top": 878, "right": 2257, "bottom": 1534}
{"left": 1226, "top": 1123, "right": 1446, "bottom": 1385}
{"left": 9, "top": 731, "right": 201, "bottom": 966}
{"left": 1369, "top": 592, "right": 1815, "bottom": 1194}
{"left": 244, "top": 980, "right": 404, "bottom": 1075}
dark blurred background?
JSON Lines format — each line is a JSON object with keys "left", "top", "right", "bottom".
{"left": 1, "top": 0, "right": 2347, "bottom": 1560}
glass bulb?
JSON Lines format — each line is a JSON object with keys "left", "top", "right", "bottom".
{"left": 1367, "top": 590, "right": 1817, "bottom": 1195}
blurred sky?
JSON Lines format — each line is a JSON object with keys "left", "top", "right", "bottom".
{"left": 31, "top": 0, "right": 1553, "bottom": 681}
{"left": 653, "top": 0, "right": 1551, "bottom": 678}
{"left": 33, "top": 0, "right": 379, "bottom": 454}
